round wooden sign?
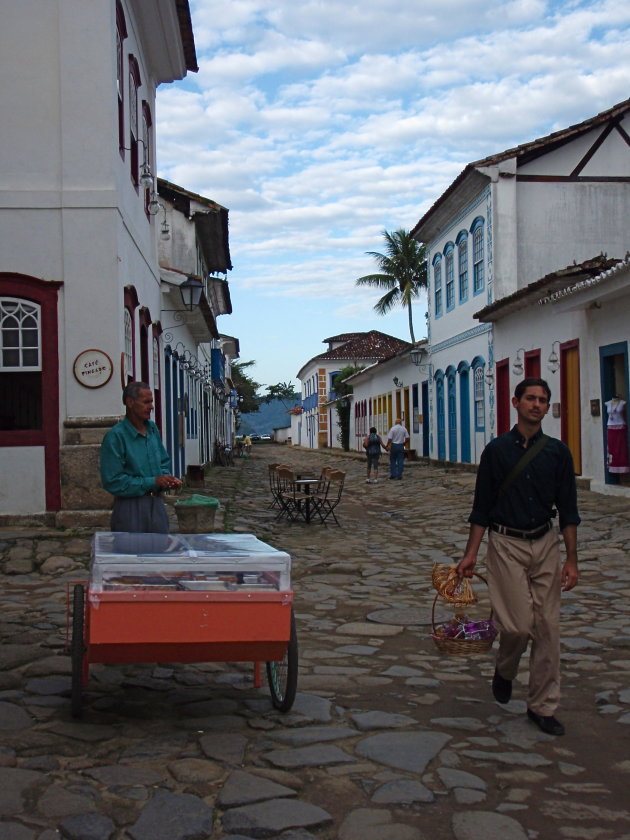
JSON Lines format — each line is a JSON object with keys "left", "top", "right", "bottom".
{"left": 73, "top": 349, "right": 113, "bottom": 389}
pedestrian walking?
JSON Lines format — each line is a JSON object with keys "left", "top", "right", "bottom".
{"left": 363, "top": 426, "right": 387, "bottom": 483}
{"left": 456, "top": 378, "right": 580, "bottom": 736}
{"left": 386, "top": 418, "right": 409, "bottom": 479}
{"left": 243, "top": 434, "right": 252, "bottom": 455}
{"left": 100, "top": 381, "right": 182, "bottom": 534}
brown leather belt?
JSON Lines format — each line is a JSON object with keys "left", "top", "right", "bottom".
{"left": 490, "top": 521, "right": 552, "bottom": 541}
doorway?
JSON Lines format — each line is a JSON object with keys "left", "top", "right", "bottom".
{"left": 560, "top": 340, "right": 582, "bottom": 475}
{"left": 600, "top": 342, "right": 630, "bottom": 485}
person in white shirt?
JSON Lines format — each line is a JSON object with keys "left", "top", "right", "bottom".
{"left": 386, "top": 418, "right": 410, "bottom": 479}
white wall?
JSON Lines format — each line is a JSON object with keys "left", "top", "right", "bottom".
{"left": 0, "top": 448, "right": 46, "bottom": 514}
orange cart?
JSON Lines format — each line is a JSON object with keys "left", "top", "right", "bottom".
{"left": 69, "top": 532, "right": 298, "bottom": 717}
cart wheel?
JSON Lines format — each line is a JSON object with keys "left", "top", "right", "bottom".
{"left": 71, "top": 584, "right": 85, "bottom": 718}
{"left": 266, "top": 609, "right": 298, "bottom": 712}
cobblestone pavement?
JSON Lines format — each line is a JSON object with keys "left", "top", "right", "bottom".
{"left": 1, "top": 444, "right": 630, "bottom": 840}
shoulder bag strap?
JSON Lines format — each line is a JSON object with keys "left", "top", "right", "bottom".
{"left": 497, "top": 434, "right": 549, "bottom": 499}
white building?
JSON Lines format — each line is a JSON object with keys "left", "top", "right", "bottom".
{"left": 344, "top": 340, "right": 429, "bottom": 456}
{"left": 0, "top": 1, "right": 206, "bottom": 521}
{"left": 410, "top": 98, "right": 630, "bottom": 491}
{"left": 477, "top": 256, "right": 630, "bottom": 495}
{"left": 157, "top": 179, "right": 235, "bottom": 478}
{"left": 294, "top": 332, "right": 411, "bottom": 449}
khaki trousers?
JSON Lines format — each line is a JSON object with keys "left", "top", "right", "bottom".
{"left": 486, "top": 527, "right": 561, "bottom": 716}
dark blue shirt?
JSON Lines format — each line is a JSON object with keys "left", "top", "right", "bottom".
{"left": 468, "top": 426, "right": 580, "bottom": 532}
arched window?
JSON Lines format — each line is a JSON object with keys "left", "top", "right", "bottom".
{"left": 124, "top": 308, "right": 133, "bottom": 383}
{"left": 471, "top": 217, "right": 485, "bottom": 295}
{"left": 433, "top": 255, "right": 443, "bottom": 317}
{"left": 116, "top": 1, "right": 127, "bottom": 155}
{"left": 444, "top": 243, "right": 455, "bottom": 311}
{"left": 142, "top": 101, "right": 153, "bottom": 214}
{"left": 128, "top": 55, "right": 141, "bottom": 187}
{"left": 0, "top": 298, "right": 42, "bottom": 431}
{"left": 456, "top": 231, "right": 468, "bottom": 302}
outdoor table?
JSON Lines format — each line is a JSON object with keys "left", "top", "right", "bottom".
{"left": 293, "top": 478, "right": 320, "bottom": 523}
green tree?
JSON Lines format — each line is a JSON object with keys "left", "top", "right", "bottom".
{"left": 332, "top": 365, "right": 362, "bottom": 451}
{"left": 355, "top": 228, "right": 427, "bottom": 343}
{"left": 262, "top": 382, "right": 300, "bottom": 410}
{"left": 231, "top": 360, "right": 261, "bottom": 417}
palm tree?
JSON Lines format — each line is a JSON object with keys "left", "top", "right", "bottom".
{"left": 355, "top": 229, "right": 427, "bottom": 343}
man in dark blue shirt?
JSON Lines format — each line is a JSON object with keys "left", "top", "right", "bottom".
{"left": 457, "top": 378, "right": 579, "bottom": 736}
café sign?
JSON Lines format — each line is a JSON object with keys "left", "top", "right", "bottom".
{"left": 73, "top": 349, "right": 113, "bottom": 389}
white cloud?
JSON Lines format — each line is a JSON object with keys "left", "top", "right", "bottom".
{"left": 157, "top": 0, "right": 630, "bottom": 384}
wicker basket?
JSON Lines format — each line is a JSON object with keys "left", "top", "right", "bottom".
{"left": 431, "top": 572, "right": 496, "bottom": 656}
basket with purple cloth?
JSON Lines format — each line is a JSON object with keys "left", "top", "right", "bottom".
{"left": 431, "top": 570, "right": 497, "bottom": 656}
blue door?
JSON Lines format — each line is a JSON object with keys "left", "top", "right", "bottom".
{"left": 447, "top": 371, "right": 457, "bottom": 461}
{"left": 459, "top": 368, "right": 471, "bottom": 462}
{"left": 421, "top": 381, "right": 429, "bottom": 457}
{"left": 436, "top": 376, "right": 446, "bottom": 461}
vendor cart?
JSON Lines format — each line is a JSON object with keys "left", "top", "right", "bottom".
{"left": 68, "top": 532, "right": 298, "bottom": 717}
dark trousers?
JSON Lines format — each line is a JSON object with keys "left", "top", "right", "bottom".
{"left": 389, "top": 443, "right": 405, "bottom": 478}
{"left": 111, "top": 495, "right": 169, "bottom": 534}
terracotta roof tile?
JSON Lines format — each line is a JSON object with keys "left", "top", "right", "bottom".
{"left": 314, "top": 330, "right": 411, "bottom": 361}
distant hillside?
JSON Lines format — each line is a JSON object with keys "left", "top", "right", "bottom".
{"left": 238, "top": 397, "right": 299, "bottom": 436}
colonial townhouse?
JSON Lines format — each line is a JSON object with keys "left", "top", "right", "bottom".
{"left": 411, "top": 97, "right": 630, "bottom": 484}
{"left": 156, "top": 179, "right": 234, "bottom": 480}
{"left": 0, "top": 1, "right": 198, "bottom": 522}
{"left": 294, "top": 332, "right": 410, "bottom": 449}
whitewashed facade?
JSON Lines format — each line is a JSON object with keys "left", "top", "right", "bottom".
{"left": 156, "top": 179, "right": 235, "bottom": 478}
{"left": 0, "top": 1, "right": 197, "bottom": 520}
{"left": 294, "top": 332, "right": 411, "bottom": 449}
{"left": 411, "top": 98, "right": 630, "bottom": 492}
{"left": 344, "top": 347, "right": 427, "bottom": 456}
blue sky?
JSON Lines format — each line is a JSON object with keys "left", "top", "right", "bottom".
{"left": 157, "top": 0, "right": 630, "bottom": 392}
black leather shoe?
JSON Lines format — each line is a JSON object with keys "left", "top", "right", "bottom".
{"left": 527, "top": 708, "right": 565, "bottom": 736}
{"left": 492, "top": 668, "right": 512, "bottom": 704}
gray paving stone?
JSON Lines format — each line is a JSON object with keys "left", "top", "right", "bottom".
{"left": 265, "top": 726, "right": 357, "bottom": 745}
{"left": 221, "top": 798, "right": 332, "bottom": 837}
{"left": 371, "top": 778, "right": 435, "bottom": 803}
{"left": 128, "top": 789, "right": 213, "bottom": 840}
{"left": 430, "top": 717, "right": 485, "bottom": 731}
{"left": 84, "top": 765, "right": 165, "bottom": 787}
{"left": 350, "top": 710, "right": 418, "bottom": 730}
{"left": 0, "top": 767, "right": 45, "bottom": 816}
{"left": 452, "top": 810, "right": 528, "bottom": 840}
{"left": 58, "top": 813, "right": 116, "bottom": 840}
{"left": 217, "top": 770, "right": 297, "bottom": 807}
{"left": 461, "top": 749, "right": 552, "bottom": 767}
{"left": 0, "top": 701, "right": 34, "bottom": 730}
{"left": 0, "top": 822, "right": 36, "bottom": 840}
{"left": 356, "top": 731, "right": 451, "bottom": 773}
{"left": 438, "top": 767, "right": 487, "bottom": 790}
{"left": 200, "top": 732, "right": 248, "bottom": 765}
{"left": 338, "top": 808, "right": 425, "bottom": 840}
{"left": 264, "top": 744, "right": 355, "bottom": 768}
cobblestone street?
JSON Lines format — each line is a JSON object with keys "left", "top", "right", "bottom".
{"left": 1, "top": 443, "right": 630, "bottom": 840}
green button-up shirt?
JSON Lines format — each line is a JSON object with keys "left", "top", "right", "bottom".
{"left": 100, "top": 418, "right": 172, "bottom": 498}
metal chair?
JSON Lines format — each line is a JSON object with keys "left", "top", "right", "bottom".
{"left": 312, "top": 468, "right": 345, "bottom": 525}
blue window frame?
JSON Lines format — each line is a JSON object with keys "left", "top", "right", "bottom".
{"left": 433, "top": 255, "right": 443, "bottom": 317}
{"left": 471, "top": 217, "right": 484, "bottom": 295}
{"left": 457, "top": 231, "right": 468, "bottom": 302}
{"left": 444, "top": 243, "right": 455, "bottom": 311}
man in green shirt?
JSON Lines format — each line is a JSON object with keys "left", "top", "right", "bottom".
{"left": 100, "top": 382, "right": 182, "bottom": 533}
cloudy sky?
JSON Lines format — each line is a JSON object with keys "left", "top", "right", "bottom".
{"left": 156, "top": 0, "right": 630, "bottom": 391}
